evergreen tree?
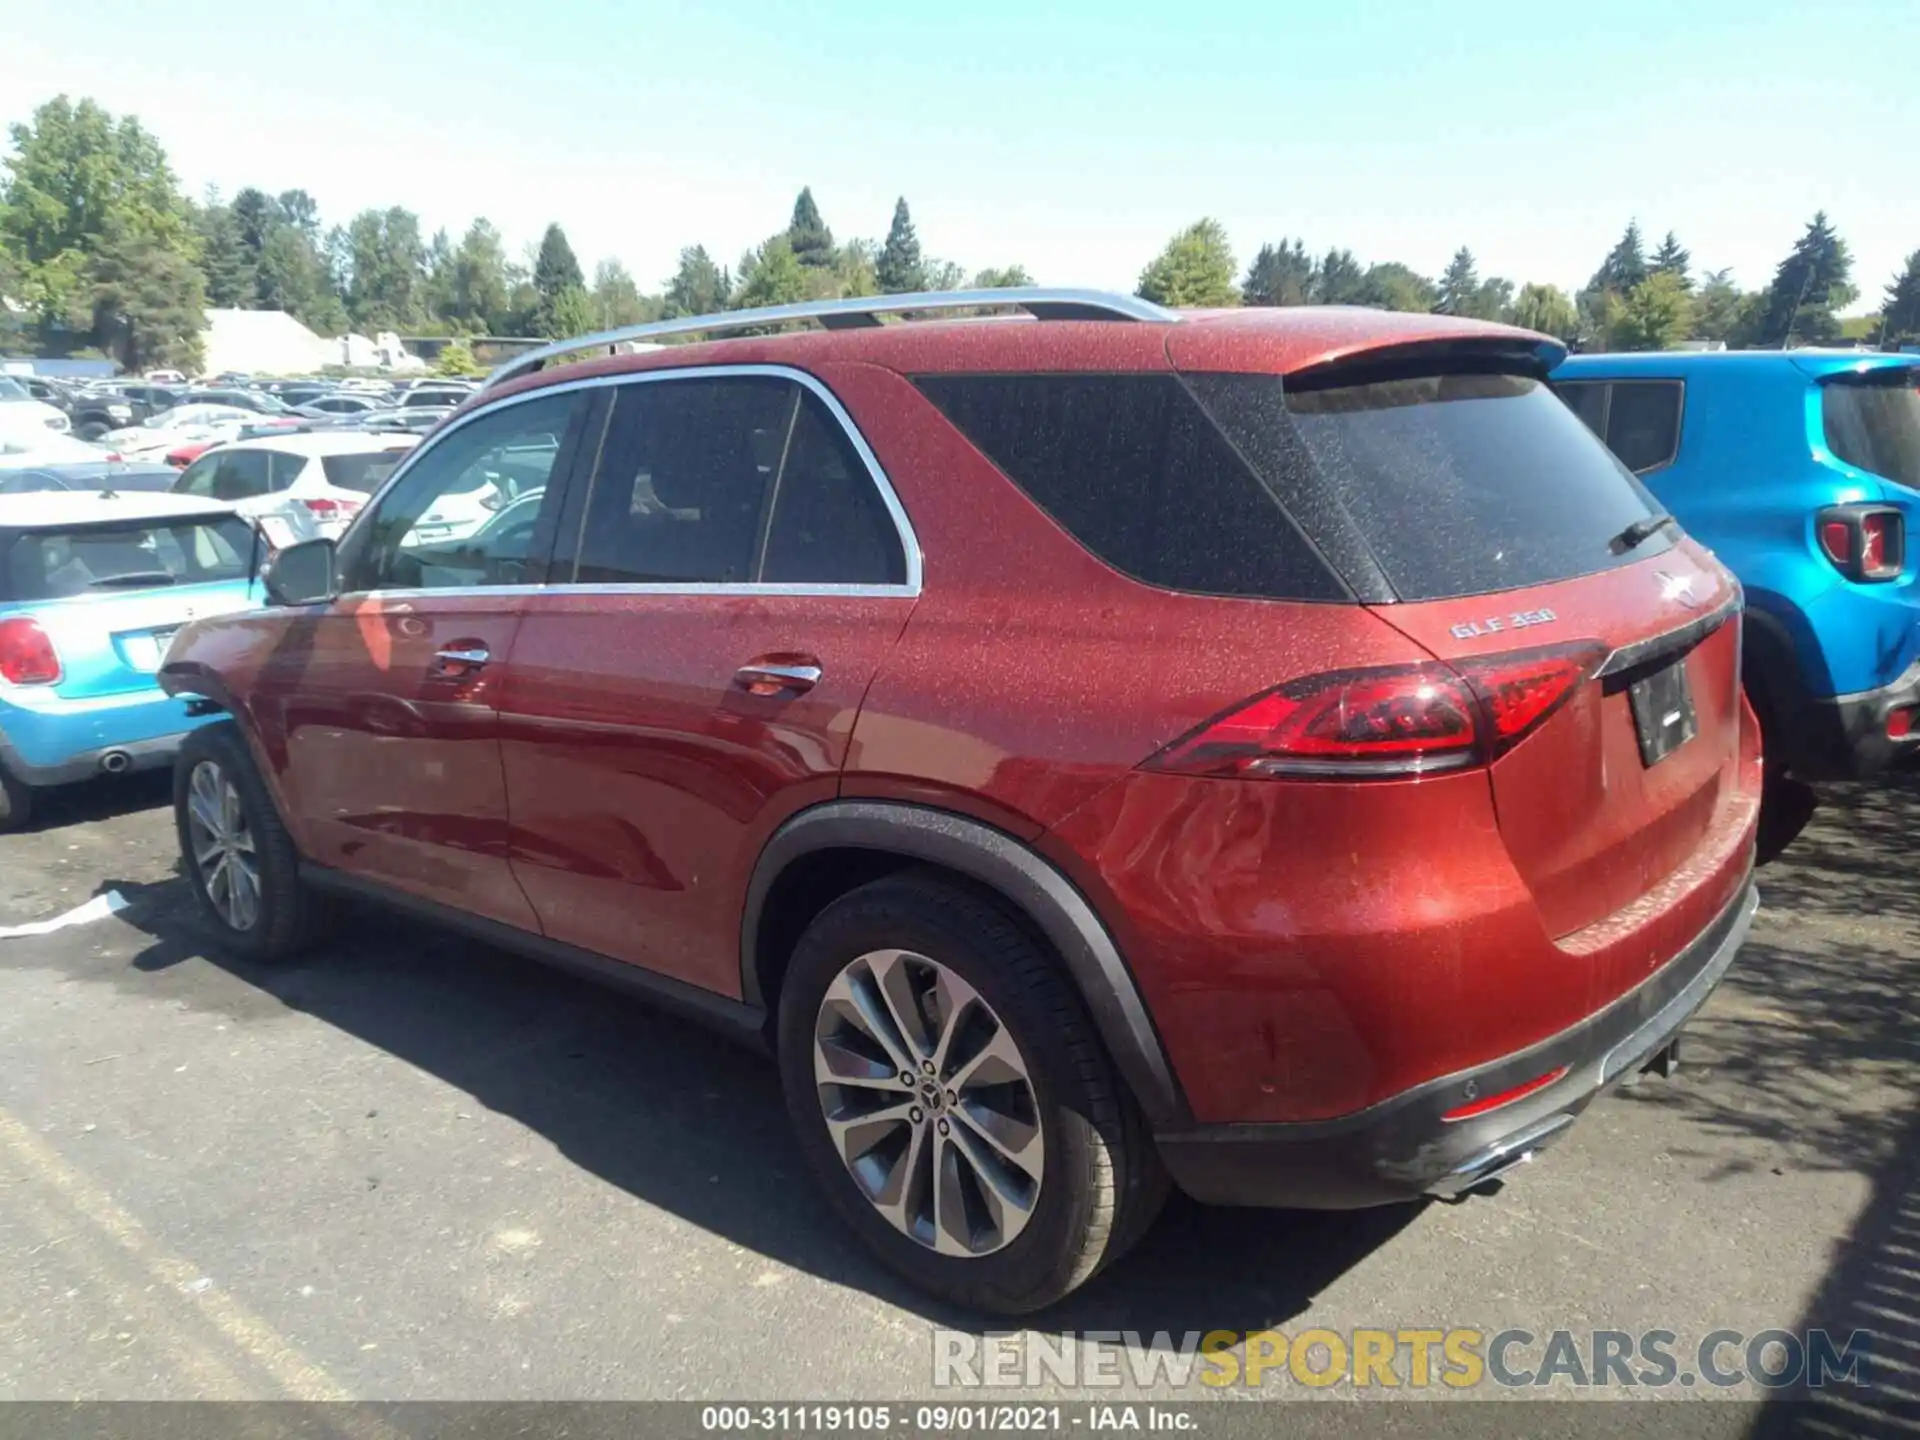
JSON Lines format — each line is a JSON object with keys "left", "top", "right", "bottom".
{"left": 1589, "top": 221, "right": 1649, "bottom": 294}
{"left": 734, "top": 235, "right": 808, "bottom": 309}
{"left": 1883, "top": 250, "right": 1920, "bottom": 347}
{"left": 1241, "top": 239, "right": 1314, "bottom": 305}
{"left": 787, "top": 187, "right": 835, "bottom": 269}
{"left": 86, "top": 214, "right": 207, "bottom": 372}
{"left": 1136, "top": 219, "right": 1237, "bottom": 307}
{"left": 1757, "top": 211, "right": 1857, "bottom": 347}
{"left": 546, "top": 284, "right": 595, "bottom": 339}
{"left": 1691, "top": 268, "right": 1748, "bottom": 345}
{"left": 590, "top": 258, "right": 655, "bottom": 327}
{"left": 1650, "top": 231, "right": 1692, "bottom": 290}
{"left": 195, "top": 198, "right": 253, "bottom": 309}
{"left": 1356, "top": 262, "right": 1436, "bottom": 312}
{"left": 1314, "top": 247, "right": 1365, "bottom": 304}
{"left": 532, "top": 223, "right": 585, "bottom": 336}
{"left": 876, "top": 197, "right": 926, "bottom": 293}
{"left": 1435, "top": 247, "right": 1480, "bottom": 315}
{"left": 1605, "top": 271, "right": 1694, "bottom": 351}
{"left": 663, "top": 244, "right": 731, "bottom": 317}
{"left": 448, "top": 219, "right": 512, "bottom": 333}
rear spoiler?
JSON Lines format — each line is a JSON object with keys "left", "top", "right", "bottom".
{"left": 1282, "top": 336, "right": 1569, "bottom": 392}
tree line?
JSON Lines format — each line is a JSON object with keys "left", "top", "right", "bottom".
{"left": 3, "top": 94, "right": 1917, "bottom": 374}
{"left": 1138, "top": 212, "right": 1915, "bottom": 354}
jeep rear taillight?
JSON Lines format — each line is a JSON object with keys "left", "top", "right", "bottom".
{"left": 1144, "top": 641, "right": 1606, "bottom": 780}
{"left": 0, "top": 617, "right": 62, "bottom": 686}
{"left": 1818, "top": 504, "right": 1904, "bottom": 582}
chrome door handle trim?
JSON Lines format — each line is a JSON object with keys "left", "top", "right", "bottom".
{"left": 735, "top": 662, "right": 822, "bottom": 692}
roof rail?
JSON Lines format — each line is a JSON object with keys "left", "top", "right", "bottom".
{"left": 481, "top": 287, "right": 1178, "bottom": 390}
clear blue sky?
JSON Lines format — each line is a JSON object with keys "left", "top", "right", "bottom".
{"left": 3, "top": 0, "right": 1914, "bottom": 308}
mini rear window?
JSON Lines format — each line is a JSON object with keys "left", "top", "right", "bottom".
{"left": 1823, "top": 369, "right": 1920, "bottom": 490}
{"left": 321, "top": 451, "right": 408, "bottom": 494}
{"left": 1190, "top": 370, "right": 1669, "bottom": 602}
{"left": 4, "top": 515, "right": 255, "bottom": 601}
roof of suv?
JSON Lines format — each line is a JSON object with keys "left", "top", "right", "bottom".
{"left": 479, "top": 302, "right": 1565, "bottom": 410}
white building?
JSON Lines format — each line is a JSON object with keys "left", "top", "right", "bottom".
{"left": 200, "top": 309, "right": 336, "bottom": 376}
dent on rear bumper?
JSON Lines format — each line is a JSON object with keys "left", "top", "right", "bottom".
{"left": 1154, "top": 879, "right": 1758, "bottom": 1209}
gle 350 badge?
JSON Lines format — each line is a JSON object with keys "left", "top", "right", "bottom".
{"left": 1450, "top": 608, "right": 1558, "bottom": 641}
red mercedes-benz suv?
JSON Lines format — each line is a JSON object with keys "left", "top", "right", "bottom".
{"left": 160, "top": 289, "right": 1760, "bottom": 1313}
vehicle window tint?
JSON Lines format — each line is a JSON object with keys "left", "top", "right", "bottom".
{"left": 1188, "top": 370, "right": 1665, "bottom": 602}
{"left": 760, "top": 389, "right": 906, "bottom": 585}
{"left": 0, "top": 471, "right": 63, "bottom": 494}
{"left": 5, "top": 515, "right": 255, "bottom": 600}
{"left": 573, "top": 376, "right": 793, "bottom": 585}
{"left": 342, "top": 391, "right": 578, "bottom": 592}
{"left": 1554, "top": 380, "right": 1609, "bottom": 438}
{"left": 1603, "top": 381, "right": 1683, "bottom": 473}
{"left": 321, "top": 451, "right": 408, "bottom": 495}
{"left": 211, "top": 451, "right": 272, "bottom": 501}
{"left": 1822, "top": 370, "right": 1920, "bottom": 489}
{"left": 265, "top": 452, "right": 306, "bottom": 490}
{"left": 914, "top": 374, "right": 1342, "bottom": 600}
{"left": 173, "top": 455, "right": 220, "bottom": 498}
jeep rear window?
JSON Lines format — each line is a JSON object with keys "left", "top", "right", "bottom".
{"left": 1188, "top": 370, "right": 1669, "bottom": 602}
{"left": 1822, "top": 369, "right": 1920, "bottom": 490}
{"left": 912, "top": 374, "right": 1345, "bottom": 601}
{"left": 4, "top": 515, "right": 255, "bottom": 600}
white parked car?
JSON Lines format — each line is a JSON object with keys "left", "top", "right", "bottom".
{"left": 0, "top": 375, "right": 73, "bottom": 441}
{"left": 170, "top": 432, "right": 420, "bottom": 547}
{"left": 0, "top": 433, "right": 119, "bottom": 470}
{"left": 102, "top": 406, "right": 265, "bottom": 461}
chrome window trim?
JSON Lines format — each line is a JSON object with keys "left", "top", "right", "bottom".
{"left": 343, "top": 363, "right": 923, "bottom": 601}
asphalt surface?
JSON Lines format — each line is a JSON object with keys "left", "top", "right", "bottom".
{"left": 0, "top": 766, "right": 1915, "bottom": 1410}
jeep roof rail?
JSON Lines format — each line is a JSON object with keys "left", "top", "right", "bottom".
{"left": 481, "top": 287, "right": 1179, "bottom": 390}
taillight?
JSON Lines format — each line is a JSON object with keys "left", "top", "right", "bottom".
{"left": 0, "top": 617, "right": 62, "bottom": 686}
{"left": 1144, "top": 641, "right": 1605, "bottom": 781}
{"left": 302, "top": 497, "right": 363, "bottom": 519}
{"left": 1817, "top": 504, "right": 1904, "bottom": 582}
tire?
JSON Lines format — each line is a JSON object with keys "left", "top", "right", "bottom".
{"left": 174, "top": 721, "right": 330, "bottom": 962}
{"left": 777, "top": 870, "right": 1167, "bottom": 1314}
{"left": 0, "top": 764, "right": 30, "bottom": 833}
{"left": 75, "top": 421, "right": 109, "bottom": 442}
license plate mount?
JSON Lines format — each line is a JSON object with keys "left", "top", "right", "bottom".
{"left": 1628, "top": 658, "right": 1698, "bottom": 767}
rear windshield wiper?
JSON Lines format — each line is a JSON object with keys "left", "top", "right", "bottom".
{"left": 87, "top": 572, "right": 178, "bottom": 589}
{"left": 1609, "top": 513, "right": 1677, "bottom": 554}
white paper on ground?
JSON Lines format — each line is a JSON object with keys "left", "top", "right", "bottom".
{"left": 0, "top": 891, "right": 129, "bottom": 939}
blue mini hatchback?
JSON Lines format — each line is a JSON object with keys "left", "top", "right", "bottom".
{"left": 0, "top": 490, "right": 263, "bottom": 829}
{"left": 1553, "top": 350, "right": 1920, "bottom": 782}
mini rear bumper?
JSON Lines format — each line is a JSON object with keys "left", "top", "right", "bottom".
{"left": 1153, "top": 878, "right": 1758, "bottom": 1209}
{"left": 0, "top": 687, "right": 206, "bottom": 786}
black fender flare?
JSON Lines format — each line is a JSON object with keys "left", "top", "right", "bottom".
{"left": 741, "top": 801, "right": 1188, "bottom": 1127}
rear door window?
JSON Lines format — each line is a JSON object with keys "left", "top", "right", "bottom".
{"left": 321, "top": 451, "right": 408, "bottom": 495}
{"left": 1554, "top": 380, "right": 1609, "bottom": 438}
{"left": 1603, "top": 381, "right": 1684, "bottom": 473}
{"left": 1823, "top": 369, "right": 1920, "bottom": 489}
{"left": 759, "top": 389, "right": 906, "bottom": 586}
{"left": 913, "top": 374, "right": 1344, "bottom": 600}
{"left": 1189, "top": 370, "right": 1667, "bottom": 602}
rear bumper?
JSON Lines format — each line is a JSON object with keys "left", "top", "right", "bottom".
{"left": 1786, "top": 657, "right": 1920, "bottom": 780}
{"left": 1153, "top": 877, "right": 1758, "bottom": 1209}
{"left": 0, "top": 687, "right": 205, "bottom": 786}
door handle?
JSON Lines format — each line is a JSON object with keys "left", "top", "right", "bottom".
{"left": 433, "top": 644, "right": 491, "bottom": 676}
{"left": 735, "top": 661, "right": 822, "bottom": 696}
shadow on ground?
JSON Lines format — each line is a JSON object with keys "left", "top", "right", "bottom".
{"left": 82, "top": 869, "right": 1413, "bottom": 1336}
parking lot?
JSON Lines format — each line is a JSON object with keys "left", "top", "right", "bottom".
{"left": 1, "top": 770, "right": 1915, "bottom": 1409}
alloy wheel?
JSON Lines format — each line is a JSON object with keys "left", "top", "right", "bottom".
{"left": 185, "top": 760, "right": 260, "bottom": 932}
{"left": 813, "top": 948, "right": 1045, "bottom": 1257}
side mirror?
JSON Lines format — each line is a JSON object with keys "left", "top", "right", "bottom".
{"left": 263, "top": 538, "right": 339, "bottom": 606}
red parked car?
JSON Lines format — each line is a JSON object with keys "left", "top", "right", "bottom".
{"left": 159, "top": 289, "right": 1761, "bottom": 1312}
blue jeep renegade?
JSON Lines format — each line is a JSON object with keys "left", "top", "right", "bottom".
{"left": 1554, "top": 350, "right": 1920, "bottom": 781}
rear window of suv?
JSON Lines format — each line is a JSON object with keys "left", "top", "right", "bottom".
{"left": 1822, "top": 369, "right": 1920, "bottom": 490}
{"left": 321, "top": 451, "right": 409, "bottom": 494}
{"left": 1189, "top": 369, "right": 1669, "bottom": 601}
{"left": 4, "top": 515, "right": 255, "bottom": 600}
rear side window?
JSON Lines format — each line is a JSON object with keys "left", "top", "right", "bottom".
{"left": 321, "top": 451, "right": 408, "bottom": 495}
{"left": 1190, "top": 370, "right": 1666, "bottom": 602}
{"left": 760, "top": 390, "right": 906, "bottom": 585}
{"left": 1823, "top": 370, "right": 1920, "bottom": 489}
{"left": 5, "top": 515, "right": 255, "bottom": 600}
{"left": 913, "top": 374, "right": 1344, "bottom": 600}
{"left": 1555, "top": 380, "right": 1608, "bottom": 438}
{"left": 1603, "top": 381, "right": 1683, "bottom": 473}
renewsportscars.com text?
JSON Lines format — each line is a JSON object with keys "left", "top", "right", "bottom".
{"left": 933, "top": 1328, "right": 1871, "bottom": 1391}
